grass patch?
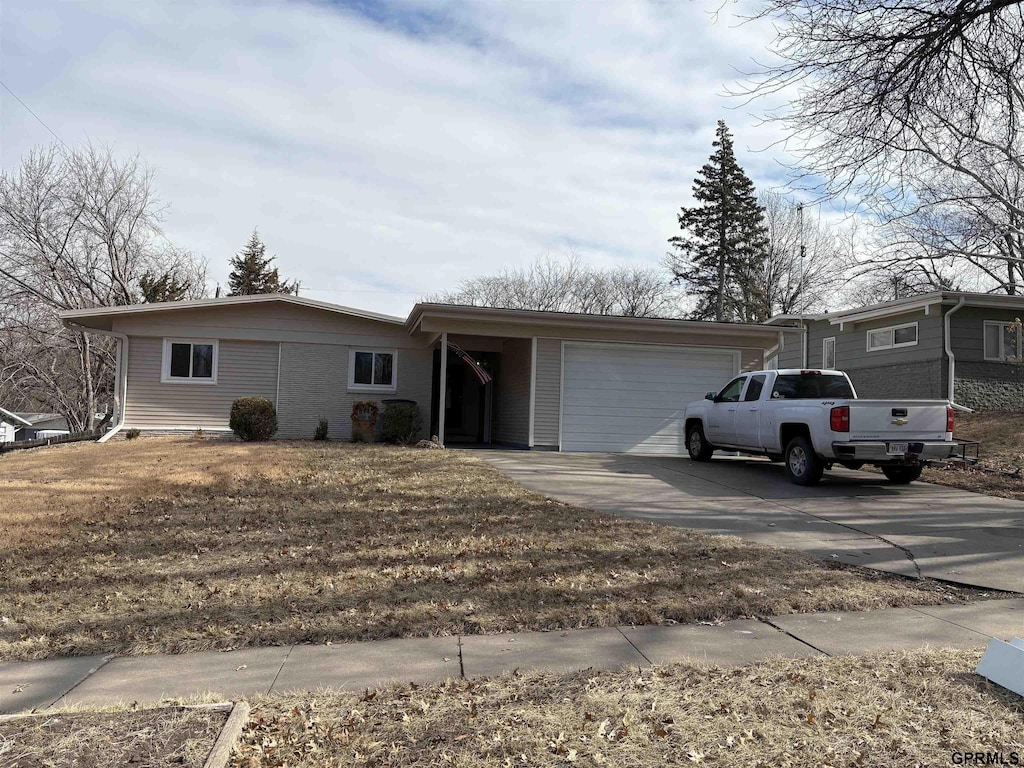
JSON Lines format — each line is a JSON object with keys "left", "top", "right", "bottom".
{"left": 0, "top": 705, "right": 227, "bottom": 767}
{"left": 0, "top": 439, "right": 987, "bottom": 661}
{"left": 233, "top": 648, "right": 1024, "bottom": 767}
{"left": 925, "top": 410, "right": 1024, "bottom": 499}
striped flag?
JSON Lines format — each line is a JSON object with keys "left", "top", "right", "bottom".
{"left": 447, "top": 342, "right": 493, "bottom": 385}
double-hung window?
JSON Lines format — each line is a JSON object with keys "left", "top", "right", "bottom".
{"left": 348, "top": 349, "right": 397, "bottom": 391}
{"left": 161, "top": 339, "right": 218, "bottom": 383}
{"left": 866, "top": 322, "right": 918, "bottom": 352}
{"left": 984, "top": 321, "right": 1023, "bottom": 362}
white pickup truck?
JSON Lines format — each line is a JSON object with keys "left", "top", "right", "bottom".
{"left": 683, "top": 369, "right": 958, "bottom": 486}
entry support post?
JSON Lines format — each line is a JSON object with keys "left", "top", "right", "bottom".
{"left": 438, "top": 331, "right": 448, "bottom": 446}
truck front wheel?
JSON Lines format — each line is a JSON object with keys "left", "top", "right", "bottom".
{"left": 785, "top": 436, "right": 824, "bottom": 486}
{"left": 881, "top": 465, "right": 923, "bottom": 484}
{"left": 687, "top": 424, "right": 715, "bottom": 462}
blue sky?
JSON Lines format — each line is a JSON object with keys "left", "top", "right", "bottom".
{"left": 0, "top": 0, "right": 794, "bottom": 315}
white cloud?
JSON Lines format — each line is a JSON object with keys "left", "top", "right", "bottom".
{"left": 0, "top": 0, "right": 799, "bottom": 316}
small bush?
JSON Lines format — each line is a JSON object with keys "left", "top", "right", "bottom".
{"left": 351, "top": 430, "right": 365, "bottom": 443}
{"left": 124, "top": 428, "right": 141, "bottom": 440}
{"left": 314, "top": 419, "right": 329, "bottom": 441}
{"left": 381, "top": 402, "right": 423, "bottom": 444}
{"left": 229, "top": 397, "right": 278, "bottom": 442}
{"left": 193, "top": 428, "right": 205, "bottom": 440}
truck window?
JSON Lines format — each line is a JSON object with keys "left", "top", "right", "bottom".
{"left": 770, "top": 373, "right": 855, "bottom": 399}
{"left": 743, "top": 374, "right": 766, "bottom": 402}
{"left": 716, "top": 376, "right": 746, "bottom": 403}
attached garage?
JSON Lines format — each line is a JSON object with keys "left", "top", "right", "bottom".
{"left": 559, "top": 342, "right": 739, "bottom": 454}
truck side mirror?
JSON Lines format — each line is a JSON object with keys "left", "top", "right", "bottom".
{"left": 705, "top": 391, "right": 716, "bottom": 401}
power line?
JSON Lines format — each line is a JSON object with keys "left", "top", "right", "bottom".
{"left": 0, "top": 79, "right": 68, "bottom": 149}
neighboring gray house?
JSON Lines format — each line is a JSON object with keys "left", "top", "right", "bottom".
{"left": 766, "top": 291, "right": 1024, "bottom": 409}
{"left": 60, "top": 295, "right": 798, "bottom": 454}
{"left": 0, "top": 410, "right": 71, "bottom": 441}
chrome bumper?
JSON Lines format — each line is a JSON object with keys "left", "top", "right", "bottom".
{"left": 830, "top": 441, "right": 958, "bottom": 463}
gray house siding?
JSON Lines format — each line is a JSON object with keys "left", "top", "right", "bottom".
{"left": 791, "top": 311, "right": 947, "bottom": 400}
{"left": 533, "top": 338, "right": 561, "bottom": 448}
{"left": 494, "top": 338, "right": 532, "bottom": 447}
{"left": 124, "top": 336, "right": 279, "bottom": 431}
{"left": 950, "top": 306, "right": 1024, "bottom": 408}
{"left": 276, "top": 343, "right": 433, "bottom": 440}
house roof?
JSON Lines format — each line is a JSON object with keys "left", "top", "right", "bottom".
{"left": 13, "top": 412, "right": 65, "bottom": 426}
{"left": 0, "top": 407, "right": 33, "bottom": 427}
{"left": 406, "top": 303, "right": 798, "bottom": 337}
{"left": 60, "top": 293, "right": 405, "bottom": 326}
{"left": 60, "top": 294, "right": 801, "bottom": 339}
{"left": 765, "top": 291, "right": 1024, "bottom": 327}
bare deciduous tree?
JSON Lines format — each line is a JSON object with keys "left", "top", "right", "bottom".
{"left": 743, "top": 0, "right": 1024, "bottom": 293}
{"left": 759, "top": 191, "right": 850, "bottom": 315}
{"left": 430, "top": 254, "right": 680, "bottom": 318}
{"left": 0, "top": 144, "right": 207, "bottom": 430}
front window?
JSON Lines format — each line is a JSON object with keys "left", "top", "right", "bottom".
{"left": 349, "top": 349, "right": 396, "bottom": 391}
{"left": 822, "top": 337, "right": 836, "bottom": 369}
{"left": 771, "top": 373, "right": 855, "bottom": 399}
{"left": 716, "top": 376, "right": 746, "bottom": 403}
{"left": 866, "top": 322, "right": 918, "bottom": 351}
{"left": 984, "top": 321, "right": 1023, "bottom": 362}
{"left": 162, "top": 339, "right": 218, "bottom": 383}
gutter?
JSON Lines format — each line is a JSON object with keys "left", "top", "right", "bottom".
{"left": 64, "top": 321, "right": 130, "bottom": 443}
{"left": 943, "top": 297, "right": 968, "bottom": 408}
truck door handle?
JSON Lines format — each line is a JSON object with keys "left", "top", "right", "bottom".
{"left": 747, "top": 407, "right": 759, "bottom": 411}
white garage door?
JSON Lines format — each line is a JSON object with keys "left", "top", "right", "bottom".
{"left": 560, "top": 343, "right": 738, "bottom": 454}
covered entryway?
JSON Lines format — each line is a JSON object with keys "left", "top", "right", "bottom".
{"left": 560, "top": 343, "right": 738, "bottom": 454}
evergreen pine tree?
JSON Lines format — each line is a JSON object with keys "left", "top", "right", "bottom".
{"left": 668, "top": 121, "right": 770, "bottom": 322}
{"left": 227, "top": 229, "right": 297, "bottom": 296}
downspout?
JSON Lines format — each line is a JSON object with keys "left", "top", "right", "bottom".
{"left": 801, "top": 319, "right": 808, "bottom": 368}
{"left": 65, "top": 321, "right": 130, "bottom": 442}
{"left": 944, "top": 296, "right": 967, "bottom": 407}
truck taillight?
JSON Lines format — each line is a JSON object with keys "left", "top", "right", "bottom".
{"left": 947, "top": 406, "right": 955, "bottom": 433}
{"left": 830, "top": 405, "right": 850, "bottom": 432}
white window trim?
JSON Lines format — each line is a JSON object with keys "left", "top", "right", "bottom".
{"left": 161, "top": 338, "right": 219, "bottom": 384}
{"left": 822, "top": 336, "right": 836, "bottom": 369}
{"left": 347, "top": 348, "right": 398, "bottom": 393}
{"left": 983, "top": 320, "right": 1023, "bottom": 362}
{"left": 865, "top": 321, "right": 918, "bottom": 352}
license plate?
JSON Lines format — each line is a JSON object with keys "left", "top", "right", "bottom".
{"left": 886, "top": 442, "right": 909, "bottom": 455}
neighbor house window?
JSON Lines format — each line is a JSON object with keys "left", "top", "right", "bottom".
{"left": 822, "top": 337, "right": 836, "bottom": 369}
{"left": 984, "top": 321, "right": 1023, "bottom": 362}
{"left": 348, "top": 349, "right": 397, "bottom": 391}
{"left": 161, "top": 339, "right": 218, "bottom": 383}
{"left": 866, "top": 322, "right": 918, "bottom": 351}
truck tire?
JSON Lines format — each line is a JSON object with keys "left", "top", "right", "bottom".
{"left": 882, "top": 465, "right": 923, "bottom": 484}
{"left": 785, "top": 436, "right": 824, "bottom": 486}
{"left": 687, "top": 424, "right": 715, "bottom": 462}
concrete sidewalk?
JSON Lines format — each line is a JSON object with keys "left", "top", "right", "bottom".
{"left": 3, "top": 598, "right": 1023, "bottom": 714}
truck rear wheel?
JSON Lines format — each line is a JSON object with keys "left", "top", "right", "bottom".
{"left": 785, "top": 436, "right": 824, "bottom": 486}
{"left": 882, "top": 465, "right": 923, "bottom": 484}
{"left": 687, "top": 424, "right": 714, "bottom": 462}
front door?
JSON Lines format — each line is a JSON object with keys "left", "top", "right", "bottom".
{"left": 705, "top": 375, "right": 745, "bottom": 445}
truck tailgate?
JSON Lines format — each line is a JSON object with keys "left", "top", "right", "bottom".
{"left": 847, "top": 400, "right": 950, "bottom": 441}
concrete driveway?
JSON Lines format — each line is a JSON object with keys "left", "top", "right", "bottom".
{"left": 478, "top": 451, "right": 1024, "bottom": 593}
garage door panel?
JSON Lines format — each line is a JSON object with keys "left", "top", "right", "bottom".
{"left": 560, "top": 343, "right": 737, "bottom": 455}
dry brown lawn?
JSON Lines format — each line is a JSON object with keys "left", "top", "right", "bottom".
{"left": 0, "top": 705, "right": 227, "bottom": 767}
{"left": 233, "top": 648, "right": 1024, "bottom": 767}
{"left": 924, "top": 410, "right": 1024, "bottom": 500}
{"left": 0, "top": 438, "right": 984, "bottom": 662}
